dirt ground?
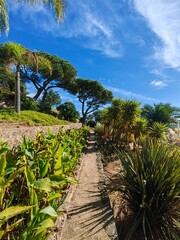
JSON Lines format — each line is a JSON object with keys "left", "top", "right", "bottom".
{"left": 60, "top": 131, "right": 116, "bottom": 240}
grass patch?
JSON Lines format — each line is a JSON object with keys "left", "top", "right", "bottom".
{"left": 0, "top": 109, "right": 70, "bottom": 126}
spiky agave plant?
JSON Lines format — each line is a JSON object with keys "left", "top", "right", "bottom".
{"left": 117, "top": 138, "right": 180, "bottom": 240}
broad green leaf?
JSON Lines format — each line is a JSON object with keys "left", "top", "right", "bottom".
{"left": 5, "top": 167, "right": 17, "bottom": 176}
{"left": 33, "top": 218, "right": 56, "bottom": 237}
{"left": 39, "top": 206, "right": 58, "bottom": 217}
{"left": 32, "top": 178, "right": 59, "bottom": 192}
{"left": 54, "top": 146, "right": 64, "bottom": 175}
{"left": 5, "top": 167, "right": 24, "bottom": 187}
{"left": 25, "top": 166, "right": 36, "bottom": 186}
{"left": 39, "top": 159, "right": 50, "bottom": 178}
{"left": 25, "top": 148, "right": 34, "bottom": 159}
{"left": 0, "top": 155, "right": 6, "bottom": 176}
{"left": 48, "top": 193, "right": 61, "bottom": 202}
{"left": 0, "top": 205, "right": 33, "bottom": 226}
{"left": 66, "top": 177, "right": 78, "bottom": 184}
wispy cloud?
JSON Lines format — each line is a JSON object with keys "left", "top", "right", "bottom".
{"left": 150, "top": 80, "right": 168, "bottom": 88}
{"left": 133, "top": 0, "right": 180, "bottom": 69}
{"left": 104, "top": 85, "right": 161, "bottom": 103}
{"left": 9, "top": 1, "right": 124, "bottom": 58}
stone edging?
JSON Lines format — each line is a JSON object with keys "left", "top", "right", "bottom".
{"left": 96, "top": 151, "right": 119, "bottom": 240}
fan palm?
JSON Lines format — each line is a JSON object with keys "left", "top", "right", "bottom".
{"left": 0, "top": 0, "right": 65, "bottom": 34}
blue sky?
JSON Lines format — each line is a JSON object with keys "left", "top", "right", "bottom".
{"left": 1, "top": 0, "right": 180, "bottom": 111}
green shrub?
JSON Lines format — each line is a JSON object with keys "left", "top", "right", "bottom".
{"left": 95, "top": 122, "right": 104, "bottom": 135}
{"left": 117, "top": 138, "right": 180, "bottom": 240}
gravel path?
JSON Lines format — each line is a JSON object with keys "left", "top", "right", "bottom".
{"left": 61, "top": 130, "right": 114, "bottom": 240}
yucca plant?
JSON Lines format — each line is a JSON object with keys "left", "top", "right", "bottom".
{"left": 117, "top": 138, "right": 180, "bottom": 240}
{"left": 149, "top": 122, "right": 168, "bottom": 140}
{"left": 132, "top": 118, "right": 148, "bottom": 139}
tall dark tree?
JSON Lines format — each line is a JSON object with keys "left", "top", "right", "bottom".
{"left": 57, "top": 101, "right": 79, "bottom": 122}
{"left": 39, "top": 90, "right": 61, "bottom": 114}
{"left": 68, "top": 78, "right": 113, "bottom": 126}
{"left": 21, "top": 51, "right": 77, "bottom": 101}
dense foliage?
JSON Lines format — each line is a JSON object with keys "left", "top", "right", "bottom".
{"left": 57, "top": 102, "right": 80, "bottom": 122}
{"left": 23, "top": 51, "right": 77, "bottom": 101}
{"left": 67, "top": 78, "right": 113, "bottom": 126}
{"left": 141, "top": 103, "right": 178, "bottom": 125}
{"left": 0, "top": 126, "right": 89, "bottom": 239}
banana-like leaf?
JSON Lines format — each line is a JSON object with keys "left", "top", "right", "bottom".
{"left": 32, "top": 218, "right": 56, "bottom": 238}
{"left": 5, "top": 167, "right": 24, "bottom": 187}
{"left": 0, "top": 205, "right": 33, "bottom": 226}
{"left": 39, "top": 206, "right": 58, "bottom": 217}
{"left": 24, "top": 166, "right": 36, "bottom": 186}
{"left": 48, "top": 193, "right": 61, "bottom": 202}
{"left": 54, "top": 146, "right": 64, "bottom": 175}
{"left": 24, "top": 167, "right": 38, "bottom": 219}
{"left": 66, "top": 177, "right": 78, "bottom": 184}
{"left": 32, "top": 178, "right": 60, "bottom": 192}
{"left": 0, "top": 155, "right": 6, "bottom": 176}
{"left": 39, "top": 159, "right": 50, "bottom": 178}
{"left": 5, "top": 167, "right": 17, "bottom": 176}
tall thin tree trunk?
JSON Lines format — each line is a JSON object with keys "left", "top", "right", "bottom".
{"left": 82, "top": 114, "right": 86, "bottom": 126}
{"left": 15, "top": 65, "right": 21, "bottom": 114}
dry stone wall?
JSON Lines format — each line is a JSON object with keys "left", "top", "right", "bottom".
{"left": 0, "top": 123, "right": 82, "bottom": 147}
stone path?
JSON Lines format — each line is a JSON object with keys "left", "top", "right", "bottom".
{"left": 60, "top": 131, "right": 117, "bottom": 240}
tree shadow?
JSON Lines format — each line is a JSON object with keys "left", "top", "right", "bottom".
{"left": 66, "top": 188, "right": 117, "bottom": 239}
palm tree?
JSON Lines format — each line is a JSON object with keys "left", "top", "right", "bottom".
{"left": 0, "top": 42, "right": 52, "bottom": 114}
{"left": 0, "top": 42, "right": 39, "bottom": 113}
{"left": 0, "top": 0, "right": 65, "bottom": 34}
{"left": 141, "top": 103, "right": 177, "bottom": 125}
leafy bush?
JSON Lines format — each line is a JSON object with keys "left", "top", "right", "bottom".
{"left": 116, "top": 138, "right": 180, "bottom": 240}
{"left": 95, "top": 122, "right": 104, "bottom": 135}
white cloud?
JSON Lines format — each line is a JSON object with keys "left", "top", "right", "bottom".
{"left": 133, "top": 0, "right": 180, "bottom": 69}
{"left": 150, "top": 80, "right": 168, "bottom": 88}
{"left": 9, "top": 1, "right": 123, "bottom": 58}
{"left": 104, "top": 85, "right": 161, "bottom": 103}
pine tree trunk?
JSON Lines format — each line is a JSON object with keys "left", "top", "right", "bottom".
{"left": 82, "top": 114, "right": 87, "bottom": 126}
{"left": 15, "top": 65, "right": 21, "bottom": 114}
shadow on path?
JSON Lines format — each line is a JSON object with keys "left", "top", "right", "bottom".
{"left": 67, "top": 189, "right": 114, "bottom": 239}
